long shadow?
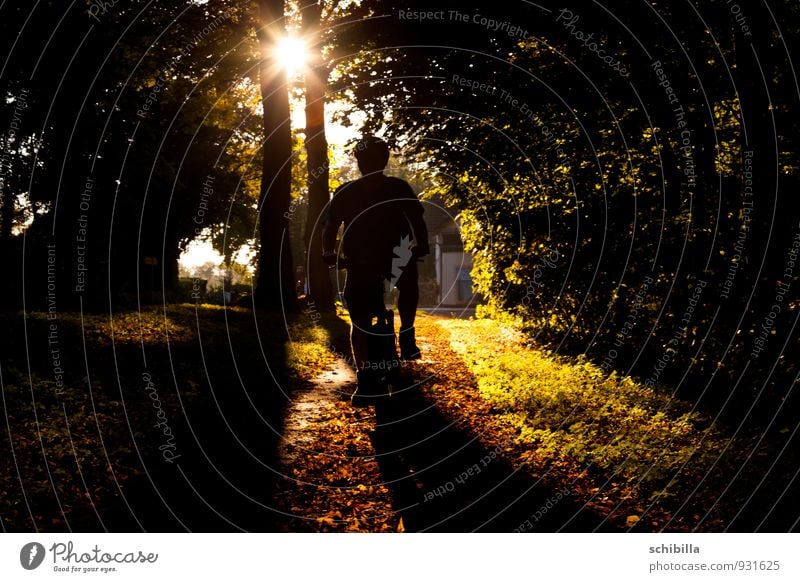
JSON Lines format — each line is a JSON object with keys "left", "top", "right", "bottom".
{"left": 315, "top": 311, "right": 620, "bottom": 532}
{"left": 369, "top": 366, "right": 620, "bottom": 532}
{"left": 97, "top": 308, "right": 294, "bottom": 532}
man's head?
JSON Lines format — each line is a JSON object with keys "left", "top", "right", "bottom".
{"left": 354, "top": 136, "right": 390, "bottom": 175}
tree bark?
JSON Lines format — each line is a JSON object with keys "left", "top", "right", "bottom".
{"left": 255, "top": 0, "right": 297, "bottom": 311}
{"left": 302, "top": 0, "right": 334, "bottom": 310}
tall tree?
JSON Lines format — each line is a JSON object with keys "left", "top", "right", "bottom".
{"left": 255, "top": 0, "right": 297, "bottom": 310}
{"left": 301, "top": 0, "right": 333, "bottom": 309}
{"left": 1, "top": 1, "right": 262, "bottom": 310}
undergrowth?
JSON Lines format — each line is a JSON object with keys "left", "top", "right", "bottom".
{"left": 438, "top": 318, "right": 730, "bottom": 495}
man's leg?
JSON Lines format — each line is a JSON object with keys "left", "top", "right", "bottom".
{"left": 397, "top": 272, "right": 418, "bottom": 331}
{"left": 349, "top": 312, "right": 371, "bottom": 371}
{"left": 347, "top": 306, "right": 380, "bottom": 407}
{"left": 395, "top": 261, "right": 421, "bottom": 359}
{"left": 344, "top": 268, "right": 385, "bottom": 405}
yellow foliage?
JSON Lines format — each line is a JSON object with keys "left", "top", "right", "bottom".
{"left": 438, "top": 318, "right": 725, "bottom": 484}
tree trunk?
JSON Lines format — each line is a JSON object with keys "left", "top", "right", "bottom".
{"left": 255, "top": 0, "right": 297, "bottom": 311}
{"left": 302, "top": 1, "right": 334, "bottom": 310}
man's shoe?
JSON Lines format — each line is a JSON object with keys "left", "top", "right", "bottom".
{"left": 398, "top": 327, "right": 421, "bottom": 360}
{"left": 351, "top": 369, "right": 378, "bottom": 407}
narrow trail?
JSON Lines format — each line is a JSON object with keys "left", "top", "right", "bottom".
{"left": 273, "top": 315, "right": 613, "bottom": 532}
{"left": 273, "top": 358, "right": 400, "bottom": 532}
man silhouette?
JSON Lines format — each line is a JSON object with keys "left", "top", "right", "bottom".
{"left": 322, "top": 136, "right": 429, "bottom": 404}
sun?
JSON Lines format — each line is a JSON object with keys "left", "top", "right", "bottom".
{"left": 275, "top": 36, "right": 307, "bottom": 77}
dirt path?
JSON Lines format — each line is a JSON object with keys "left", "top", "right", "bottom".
{"left": 273, "top": 314, "right": 612, "bottom": 532}
{"left": 273, "top": 358, "right": 401, "bottom": 532}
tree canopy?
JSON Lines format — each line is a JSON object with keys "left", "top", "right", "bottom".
{"left": 2, "top": 0, "right": 799, "bottom": 422}
{"left": 325, "top": 0, "right": 800, "bottom": 422}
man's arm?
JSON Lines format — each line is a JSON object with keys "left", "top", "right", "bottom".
{"left": 400, "top": 182, "right": 429, "bottom": 256}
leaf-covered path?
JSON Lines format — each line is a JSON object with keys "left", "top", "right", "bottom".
{"left": 273, "top": 358, "right": 398, "bottom": 532}
{"left": 272, "top": 314, "right": 614, "bottom": 532}
{"left": 271, "top": 310, "right": 800, "bottom": 533}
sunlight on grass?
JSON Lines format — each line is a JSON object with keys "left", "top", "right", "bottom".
{"left": 286, "top": 321, "right": 334, "bottom": 381}
{"left": 26, "top": 308, "right": 196, "bottom": 345}
{"left": 438, "top": 318, "right": 726, "bottom": 491}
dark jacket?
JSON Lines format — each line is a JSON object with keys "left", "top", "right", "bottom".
{"left": 322, "top": 173, "right": 428, "bottom": 273}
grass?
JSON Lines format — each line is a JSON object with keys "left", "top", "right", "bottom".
{"left": 0, "top": 304, "right": 759, "bottom": 531}
{"left": 436, "top": 318, "right": 734, "bottom": 509}
{"left": 0, "top": 304, "right": 334, "bottom": 531}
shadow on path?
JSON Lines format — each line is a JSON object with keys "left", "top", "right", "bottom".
{"left": 369, "top": 368, "right": 618, "bottom": 532}
{"left": 314, "top": 311, "right": 619, "bottom": 532}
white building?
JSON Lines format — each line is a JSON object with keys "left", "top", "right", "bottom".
{"left": 422, "top": 203, "right": 477, "bottom": 307}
